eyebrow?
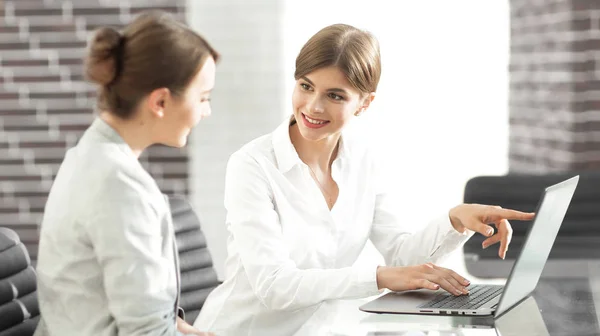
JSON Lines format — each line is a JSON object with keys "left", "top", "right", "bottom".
{"left": 200, "top": 88, "right": 213, "bottom": 94}
{"left": 300, "top": 76, "right": 349, "bottom": 95}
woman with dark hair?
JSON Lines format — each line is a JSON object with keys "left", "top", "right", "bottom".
{"left": 35, "top": 11, "right": 218, "bottom": 336}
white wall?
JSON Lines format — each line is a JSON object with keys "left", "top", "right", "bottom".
{"left": 189, "top": 0, "right": 510, "bottom": 278}
{"left": 186, "top": 1, "right": 286, "bottom": 279}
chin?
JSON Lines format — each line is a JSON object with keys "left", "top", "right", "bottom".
{"left": 172, "top": 129, "right": 191, "bottom": 148}
{"left": 175, "top": 137, "right": 188, "bottom": 148}
{"left": 162, "top": 137, "right": 187, "bottom": 148}
{"left": 296, "top": 123, "right": 329, "bottom": 142}
{"left": 298, "top": 128, "right": 329, "bottom": 142}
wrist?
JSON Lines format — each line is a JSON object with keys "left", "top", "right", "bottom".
{"left": 376, "top": 266, "right": 388, "bottom": 290}
{"left": 449, "top": 205, "right": 466, "bottom": 233}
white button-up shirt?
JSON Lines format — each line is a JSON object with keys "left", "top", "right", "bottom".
{"left": 194, "top": 119, "right": 472, "bottom": 335}
{"left": 35, "top": 118, "right": 185, "bottom": 336}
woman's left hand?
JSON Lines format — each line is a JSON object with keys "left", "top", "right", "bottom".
{"left": 449, "top": 204, "right": 535, "bottom": 259}
{"left": 177, "top": 317, "right": 214, "bottom": 336}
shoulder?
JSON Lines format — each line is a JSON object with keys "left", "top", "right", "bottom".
{"left": 235, "top": 133, "right": 275, "bottom": 162}
{"left": 226, "top": 142, "right": 270, "bottom": 183}
{"left": 226, "top": 127, "right": 281, "bottom": 173}
{"left": 75, "top": 143, "right": 165, "bottom": 216}
{"left": 223, "top": 132, "right": 282, "bottom": 198}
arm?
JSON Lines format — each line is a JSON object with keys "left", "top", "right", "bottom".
{"left": 225, "top": 152, "right": 380, "bottom": 311}
{"left": 368, "top": 158, "right": 473, "bottom": 267}
{"left": 86, "top": 168, "right": 185, "bottom": 336}
{"left": 370, "top": 192, "right": 472, "bottom": 267}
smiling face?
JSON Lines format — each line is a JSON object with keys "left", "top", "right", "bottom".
{"left": 291, "top": 65, "right": 373, "bottom": 142}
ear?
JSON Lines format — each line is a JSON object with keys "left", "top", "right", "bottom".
{"left": 146, "top": 88, "right": 171, "bottom": 118}
{"left": 354, "top": 92, "right": 376, "bottom": 116}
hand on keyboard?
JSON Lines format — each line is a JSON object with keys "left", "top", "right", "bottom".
{"left": 376, "top": 262, "right": 470, "bottom": 296}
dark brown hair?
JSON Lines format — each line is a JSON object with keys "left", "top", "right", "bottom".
{"left": 294, "top": 24, "right": 381, "bottom": 94}
{"left": 85, "top": 11, "right": 220, "bottom": 119}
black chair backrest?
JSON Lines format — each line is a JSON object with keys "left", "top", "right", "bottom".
{"left": 463, "top": 172, "right": 600, "bottom": 260}
{"left": 168, "top": 195, "right": 220, "bottom": 324}
{"left": 0, "top": 227, "right": 39, "bottom": 336}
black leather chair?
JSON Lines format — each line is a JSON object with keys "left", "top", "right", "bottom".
{"left": 0, "top": 197, "right": 218, "bottom": 331}
{"left": 168, "top": 195, "right": 220, "bottom": 324}
{"left": 462, "top": 172, "right": 600, "bottom": 278}
{"left": 0, "top": 228, "right": 40, "bottom": 336}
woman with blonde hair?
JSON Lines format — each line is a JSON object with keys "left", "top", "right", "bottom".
{"left": 194, "top": 23, "right": 533, "bottom": 335}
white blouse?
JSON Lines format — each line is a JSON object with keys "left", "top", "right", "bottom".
{"left": 194, "top": 119, "right": 472, "bottom": 335}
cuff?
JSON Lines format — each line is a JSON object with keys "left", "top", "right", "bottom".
{"left": 353, "top": 265, "right": 384, "bottom": 297}
{"left": 426, "top": 214, "right": 474, "bottom": 259}
{"left": 439, "top": 213, "right": 474, "bottom": 240}
{"left": 177, "top": 307, "right": 185, "bottom": 320}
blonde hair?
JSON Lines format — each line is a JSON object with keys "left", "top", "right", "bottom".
{"left": 294, "top": 23, "right": 381, "bottom": 94}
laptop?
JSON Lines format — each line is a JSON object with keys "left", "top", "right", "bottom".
{"left": 359, "top": 175, "right": 579, "bottom": 318}
{"left": 359, "top": 296, "right": 549, "bottom": 336}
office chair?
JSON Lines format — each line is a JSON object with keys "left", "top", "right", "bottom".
{"left": 462, "top": 172, "right": 600, "bottom": 278}
{"left": 168, "top": 195, "right": 220, "bottom": 324}
{"left": 0, "top": 227, "right": 40, "bottom": 336}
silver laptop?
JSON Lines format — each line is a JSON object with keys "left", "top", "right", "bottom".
{"left": 360, "top": 175, "right": 579, "bottom": 318}
{"left": 360, "top": 296, "right": 549, "bottom": 336}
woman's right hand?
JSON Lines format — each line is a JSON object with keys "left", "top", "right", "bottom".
{"left": 376, "top": 263, "right": 471, "bottom": 296}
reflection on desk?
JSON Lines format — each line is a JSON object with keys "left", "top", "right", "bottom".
{"left": 297, "top": 261, "right": 600, "bottom": 336}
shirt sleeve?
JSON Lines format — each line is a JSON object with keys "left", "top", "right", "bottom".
{"left": 85, "top": 167, "right": 185, "bottom": 336}
{"left": 368, "top": 156, "right": 474, "bottom": 267}
{"left": 224, "top": 152, "right": 381, "bottom": 312}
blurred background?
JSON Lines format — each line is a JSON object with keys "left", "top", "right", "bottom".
{"left": 1, "top": 0, "right": 599, "bottom": 281}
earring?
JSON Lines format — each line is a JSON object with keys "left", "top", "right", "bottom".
{"left": 355, "top": 108, "right": 364, "bottom": 116}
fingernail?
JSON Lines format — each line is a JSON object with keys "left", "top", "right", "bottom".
{"left": 482, "top": 243, "right": 488, "bottom": 249}
{"left": 455, "top": 289, "right": 462, "bottom": 295}
{"left": 463, "top": 288, "right": 469, "bottom": 294}
{"left": 464, "top": 280, "right": 470, "bottom": 285}
{"left": 434, "top": 284, "right": 440, "bottom": 290}
{"left": 486, "top": 228, "right": 494, "bottom": 236}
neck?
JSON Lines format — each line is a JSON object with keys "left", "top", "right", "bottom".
{"left": 100, "top": 112, "right": 151, "bottom": 158}
{"left": 289, "top": 123, "right": 340, "bottom": 170}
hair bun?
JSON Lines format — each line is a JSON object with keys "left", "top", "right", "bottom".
{"left": 85, "top": 27, "right": 123, "bottom": 86}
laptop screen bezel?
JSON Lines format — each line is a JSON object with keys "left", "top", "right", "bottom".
{"left": 492, "top": 175, "right": 579, "bottom": 318}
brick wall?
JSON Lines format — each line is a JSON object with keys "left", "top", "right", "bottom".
{"left": 509, "top": 0, "right": 600, "bottom": 172}
{"left": 0, "top": 0, "right": 188, "bottom": 263}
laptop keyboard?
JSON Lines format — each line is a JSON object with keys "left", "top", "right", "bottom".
{"left": 418, "top": 284, "right": 503, "bottom": 310}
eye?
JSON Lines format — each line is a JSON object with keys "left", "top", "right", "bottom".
{"left": 200, "top": 97, "right": 211, "bottom": 103}
{"left": 300, "top": 83, "right": 312, "bottom": 91}
{"left": 328, "top": 93, "right": 344, "bottom": 101}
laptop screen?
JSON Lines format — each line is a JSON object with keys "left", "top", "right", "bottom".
{"left": 494, "top": 175, "right": 579, "bottom": 318}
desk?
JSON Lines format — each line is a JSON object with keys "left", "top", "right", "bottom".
{"left": 295, "top": 261, "right": 600, "bottom": 336}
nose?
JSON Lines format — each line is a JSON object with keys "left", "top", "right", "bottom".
{"left": 202, "top": 107, "right": 212, "bottom": 118}
{"left": 306, "top": 95, "right": 324, "bottom": 114}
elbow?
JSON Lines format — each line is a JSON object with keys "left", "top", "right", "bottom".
{"left": 255, "top": 283, "right": 298, "bottom": 311}
{"left": 262, "top": 296, "right": 297, "bottom": 312}
{"left": 254, "top": 276, "right": 305, "bottom": 312}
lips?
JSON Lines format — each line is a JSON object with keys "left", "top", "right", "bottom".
{"left": 301, "top": 113, "right": 330, "bottom": 129}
